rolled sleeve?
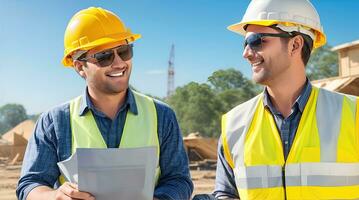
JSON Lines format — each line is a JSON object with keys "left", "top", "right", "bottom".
{"left": 153, "top": 101, "right": 193, "bottom": 200}
{"left": 213, "top": 137, "right": 239, "bottom": 199}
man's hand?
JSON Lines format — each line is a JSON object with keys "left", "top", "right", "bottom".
{"left": 26, "top": 182, "right": 95, "bottom": 200}
{"left": 54, "top": 182, "right": 95, "bottom": 200}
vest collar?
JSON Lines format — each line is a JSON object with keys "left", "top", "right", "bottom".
{"left": 78, "top": 88, "right": 138, "bottom": 116}
{"left": 262, "top": 78, "right": 312, "bottom": 114}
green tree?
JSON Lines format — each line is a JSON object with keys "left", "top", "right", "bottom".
{"left": 306, "top": 44, "right": 338, "bottom": 80}
{"left": 208, "top": 68, "right": 261, "bottom": 112}
{"left": 216, "top": 89, "right": 251, "bottom": 112}
{"left": 208, "top": 68, "right": 256, "bottom": 93}
{"left": 0, "top": 121, "right": 7, "bottom": 136}
{"left": 167, "top": 82, "right": 222, "bottom": 137}
{"left": 167, "top": 69, "right": 261, "bottom": 138}
{"left": 0, "top": 104, "right": 28, "bottom": 135}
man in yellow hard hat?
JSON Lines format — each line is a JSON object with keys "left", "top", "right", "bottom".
{"left": 17, "top": 7, "right": 193, "bottom": 200}
{"left": 213, "top": 0, "right": 359, "bottom": 199}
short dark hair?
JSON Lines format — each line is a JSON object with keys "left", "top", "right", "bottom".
{"left": 279, "top": 32, "right": 313, "bottom": 66}
{"left": 296, "top": 33, "right": 313, "bottom": 66}
{"left": 269, "top": 25, "right": 313, "bottom": 66}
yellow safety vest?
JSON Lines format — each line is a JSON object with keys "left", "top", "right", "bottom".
{"left": 59, "top": 90, "right": 161, "bottom": 185}
{"left": 222, "top": 87, "right": 359, "bottom": 200}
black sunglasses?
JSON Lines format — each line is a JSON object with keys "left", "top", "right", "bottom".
{"left": 244, "top": 33, "right": 293, "bottom": 51}
{"left": 79, "top": 44, "right": 133, "bottom": 67}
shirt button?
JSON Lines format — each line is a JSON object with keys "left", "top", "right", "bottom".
{"left": 285, "top": 141, "right": 288, "bottom": 145}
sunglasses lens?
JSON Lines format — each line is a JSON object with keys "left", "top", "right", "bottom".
{"left": 94, "top": 50, "right": 115, "bottom": 67}
{"left": 244, "top": 34, "right": 262, "bottom": 51}
{"left": 91, "top": 45, "right": 133, "bottom": 67}
{"left": 116, "top": 45, "right": 133, "bottom": 61}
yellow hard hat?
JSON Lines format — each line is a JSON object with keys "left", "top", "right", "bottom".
{"left": 62, "top": 7, "right": 141, "bottom": 66}
{"left": 228, "top": 0, "right": 326, "bottom": 49}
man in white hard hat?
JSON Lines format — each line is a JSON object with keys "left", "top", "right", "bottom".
{"left": 17, "top": 7, "right": 193, "bottom": 200}
{"left": 213, "top": 0, "right": 359, "bottom": 199}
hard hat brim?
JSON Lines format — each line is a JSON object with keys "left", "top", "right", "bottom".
{"left": 227, "top": 20, "right": 326, "bottom": 49}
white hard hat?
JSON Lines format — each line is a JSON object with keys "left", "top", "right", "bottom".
{"left": 228, "top": 0, "right": 326, "bottom": 48}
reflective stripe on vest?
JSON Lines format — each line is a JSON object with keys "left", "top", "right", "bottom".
{"left": 234, "top": 163, "right": 359, "bottom": 189}
{"left": 235, "top": 165, "right": 283, "bottom": 189}
{"left": 285, "top": 162, "right": 359, "bottom": 187}
{"left": 59, "top": 90, "right": 161, "bottom": 185}
{"left": 222, "top": 87, "right": 359, "bottom": 200}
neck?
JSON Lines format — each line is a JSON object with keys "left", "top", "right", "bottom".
{"left": 266, "top": 71, "right": 306, "bottom": 118}
{"left": 87, "top": 87, "right": 127, "bottom": 119}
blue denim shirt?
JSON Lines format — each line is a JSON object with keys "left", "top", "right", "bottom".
{"left": 17, "top": 89, "right": 193, "bottom": 200}
{"left": 213, "top": 80, "right": 312, "bottom": 198}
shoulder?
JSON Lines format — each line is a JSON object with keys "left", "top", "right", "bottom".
{"left": 40, "top": 101, "right": 71, "bottom": 123}
{"left": 131, "top": 90, "right": 178, "bottom": 125}
{"left": 131, "top": 90, "right": 177, "bottom": 118}
{"left": 35, "top": 101, "right": 71, "bottom": 138}
{"left": 226, "top": 93, "right": 262, "bottom": 116}
{"left": 151, "top": 98, "right": 181, "bottom": 145}
{"left": 153, "top": 98, "right": 177, "bottom": 121}
{"left": 317, "top": 87, "right": 358, "bottom": 103}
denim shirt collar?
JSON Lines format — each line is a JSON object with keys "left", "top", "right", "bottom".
{"left": 78, "top": 88, "right": 138, "bottom": 116}
{"left": 263, "top": 78, "right": 312, "bottom": 115}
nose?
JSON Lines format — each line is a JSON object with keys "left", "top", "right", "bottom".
{"left": 111, "top": 50, "right": 127, "bottom": 69}
{"left": 242, "top": 45, "right": 255, "bottom": 60}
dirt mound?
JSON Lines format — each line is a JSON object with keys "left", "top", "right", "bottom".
{"left": 2, "top": 120, "right": 35, "bottom": 143}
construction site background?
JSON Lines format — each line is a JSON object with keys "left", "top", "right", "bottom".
{"left": 1, "top": 39, "right": 359, "bottom": 199}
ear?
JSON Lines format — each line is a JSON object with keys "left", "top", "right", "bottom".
{"left": 289, "top": 35, "right": 304, "bottom": 57}
{"left": 73, "top": 60, "right": 87, "bottom": 79}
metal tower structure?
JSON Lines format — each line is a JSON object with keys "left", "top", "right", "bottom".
{"left": 167, "top": 44, "right": 175, "bottom": 97}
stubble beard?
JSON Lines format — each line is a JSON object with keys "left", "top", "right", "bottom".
{"left": 103, "top": 79, "right": 129, "bottom": 95}
{"left": 252, "top": 67, "right": 272, "bottom": 85}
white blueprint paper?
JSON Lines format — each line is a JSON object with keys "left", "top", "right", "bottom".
{"left": 57, "top": 147, "right": 158, "bottom": 200}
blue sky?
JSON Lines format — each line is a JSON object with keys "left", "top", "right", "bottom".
{"left": 1, "top": 0, "right": 359, "bottom": 114}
